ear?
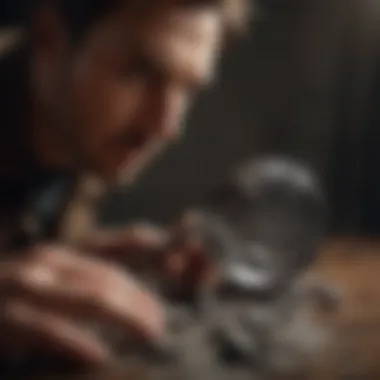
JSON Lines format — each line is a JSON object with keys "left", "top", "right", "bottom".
{"left": 32, "top": 3, "right": 69, "bottom": 58}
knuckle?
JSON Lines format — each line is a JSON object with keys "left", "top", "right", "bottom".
{"left": 86, "top": 270, "right": 136, "bottom": 312}
{"left": 87, "top": 285, "right": 113, "bottom": 311}
{"left": 13, "top": 263, "right": 54, "bottom": 292}
{"left": 11, "top": 263, "right": 37, "bottom": 290}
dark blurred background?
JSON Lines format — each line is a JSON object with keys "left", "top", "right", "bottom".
{"left": 2, "top": 0, "right": 380, "bottom": 235}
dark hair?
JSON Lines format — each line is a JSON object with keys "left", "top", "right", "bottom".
{"left": 51, "top": 0, "right": 121, "bottom": 40}
{"left": 33, "top": 0, "right": 250, "bottom": 43}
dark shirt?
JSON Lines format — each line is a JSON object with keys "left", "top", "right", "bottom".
{"left": 0, "top": 30, "right": 78, "bottom": 252}
{"left": 0, "top": 30, "right": 103, "bottom": 375}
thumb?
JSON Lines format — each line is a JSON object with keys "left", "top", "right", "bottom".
{"left": 79, "top": 224, "right": 171, "bottom": 258}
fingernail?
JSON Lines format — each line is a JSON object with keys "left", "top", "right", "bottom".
{"left": 25, "top": 267, "right": 55, "bottom": 286}
{"left": 134, "top": 224, "right": 171, "bottom": 246}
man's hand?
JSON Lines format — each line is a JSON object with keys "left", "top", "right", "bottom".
{"left": 0, "top": 245, "right": 164, "bottom": 367}
{"left": 80, "top": 224, "right": 171, "bottom": 266}
{"left": 81, "top": 216, "right": 218, "bottom": 299}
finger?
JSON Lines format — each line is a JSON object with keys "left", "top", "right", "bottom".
{"left": 8, "top": 250, "right": 165, "bottom": 341}
{"left": 164, "top": 239, "right": 206, "bottom": 278}
{"left": 2, "top": 300, "right": 111, "bottom": 366}
{"left": 80, "top": 224, "right": 170, "bottom": 258}
{"left": 163, "top": 243, "right": 218, "bottom": 299}
{"left": 56, "top": 273, "right": 165, "bottom": 341}
{"left": 167, "top": 211, "right": 207, "bottom": 262}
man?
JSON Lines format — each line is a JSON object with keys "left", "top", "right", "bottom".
{"left": 0, "top": 0, "right": 248, "bottom": 370}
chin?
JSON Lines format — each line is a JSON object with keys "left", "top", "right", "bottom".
{"left": 94, "top": 163, "right": 145, "bottom": 189}
{"left": 94, "top": 146, "right": 160, "bottom": 188}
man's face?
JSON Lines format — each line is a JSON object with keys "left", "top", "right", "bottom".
{"left": 37, "top": 4, "right": 222, "bottom": 184}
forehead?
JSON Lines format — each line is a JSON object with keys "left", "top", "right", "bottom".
{"left": 144, "top": 8, "right": 222, "bottom": 78}
{"left": 85, "top": 5, "right": 223, "bottom": 84}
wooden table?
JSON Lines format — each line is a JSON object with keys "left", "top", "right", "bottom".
{"left": 281, "top": 236, "right": 380, "bottom": 379}
{"left": 24, "top": 237, "right": 380, "bottom": 379}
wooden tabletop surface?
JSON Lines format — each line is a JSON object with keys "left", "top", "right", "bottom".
{"left": 24, "top": 236, "right": 380, "bottom": 379}
{"left": 282, "top": 236, "right": 380, "bottom": 379}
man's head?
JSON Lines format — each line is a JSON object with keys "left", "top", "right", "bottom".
{"left": 29, "top": 0, "right": 249, "bottom": 185}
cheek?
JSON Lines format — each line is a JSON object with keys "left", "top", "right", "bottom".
{"left": 71, "top": 64, "right": 145, "bottom": 140}
{"left": 103, "top": 81, "right": 147, "bottom": 132}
